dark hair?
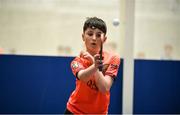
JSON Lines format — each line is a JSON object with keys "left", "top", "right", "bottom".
{"left": 83, "top": 17, "right": 107, "bottom": 34}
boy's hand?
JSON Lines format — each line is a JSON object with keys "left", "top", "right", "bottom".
{"left": 94, "top": 54, "right": 103, "bottom": 70}
{"left": 80, "top": 51, "right": 103, "bottom": 70}
{"left": 80, "top": 51, "right": 94, "bottom": 64}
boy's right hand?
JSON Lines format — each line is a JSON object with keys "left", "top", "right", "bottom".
{"left": 80, "top": 51, "right": 94, "bottom": 64}
{"left": 80, "top": 51, "right": 103, "bottom": 70}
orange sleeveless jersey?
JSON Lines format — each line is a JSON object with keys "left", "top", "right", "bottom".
{"left": 67, "top": 51, "right": 120, "bottom": 114}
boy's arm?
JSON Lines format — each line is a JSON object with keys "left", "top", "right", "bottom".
{"left": 78, "top": 52, "right": 120, "bottom": 93}
{"left": 78, "top": 63, "right": 114, "bottom": 93}
{"left": 77, "top": 51, "right": 96, "bottom": 82}
{"left": 77, "top": 51, "right": 104, "bottom": 83}
{"left": 94, "top": 70, "right": 114, "bottom": 93}
{"left": 78, "top": 64, "right": 114, "bottom": 93}
{"left": 77, "top": 64, "right": 96, "bottom": 82}
{"left": 94, "top": 55, "right": 120, "bottom": 93}
{"left": 78, "top": 53, "right": 114, "bottom": 93}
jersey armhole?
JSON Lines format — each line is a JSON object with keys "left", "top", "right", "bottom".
{"left": 110, "top": 75, "right": 116, "bottom": 82}
{"left": 112, "top": 76, "right": 116, "bottom": 82}
{"left": 75, "top": 71, "right": 80, "bottom": 80}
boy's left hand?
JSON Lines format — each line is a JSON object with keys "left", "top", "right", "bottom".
{"left": 94, "top": 54, "right": 103, "bottom": 70}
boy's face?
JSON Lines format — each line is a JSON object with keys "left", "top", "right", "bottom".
{"left": 82, "top": 27, "right": 106, "bottom": 54}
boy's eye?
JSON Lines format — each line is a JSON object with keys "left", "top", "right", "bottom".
{"left": 87, "top": 33, "right": 93, "bottom": 36}
{"left": 96, "top": 34, "right": 101, "bottom": 38}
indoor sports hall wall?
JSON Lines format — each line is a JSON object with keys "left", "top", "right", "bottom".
{"left": 0, "top": 55, "right": 123, "bottom": 114}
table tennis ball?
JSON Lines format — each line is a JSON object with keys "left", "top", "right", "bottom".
{"left": 112, "top": 18, "right": 120, "bottom": 26}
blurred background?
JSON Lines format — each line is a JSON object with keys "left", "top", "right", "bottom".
{"left": 0, "top": 0, "right": 180, "bottom": 114}
{"left": 0, "top": 0, "right": 180, "bottom": 59}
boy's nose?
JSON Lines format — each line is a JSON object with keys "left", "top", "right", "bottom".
{"left": 92, "top": 35, "right": 96, "bottom": 40}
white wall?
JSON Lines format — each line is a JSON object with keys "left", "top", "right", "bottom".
{"left": 135, "top": 0, "right": 180, "bottom": 60}
{"left": 0, "top": 0, "right": 121, "bottom": 56}
{"left": 0, "top": 0, "right": 180, "bottom": 60}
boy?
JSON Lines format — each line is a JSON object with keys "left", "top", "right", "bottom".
{"left": 65, "top": 17, "right": 120, "bottom": 114}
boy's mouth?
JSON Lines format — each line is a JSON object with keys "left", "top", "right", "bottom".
{"left": 91, "top": 43, "right": 96, "bottom": 45}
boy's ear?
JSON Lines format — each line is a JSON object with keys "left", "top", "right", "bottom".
{"left": 103, "top": 36, "right": 107, "bottom": 43}
{"left": 82, "top": 33, "right": 85, "bottom": 41}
